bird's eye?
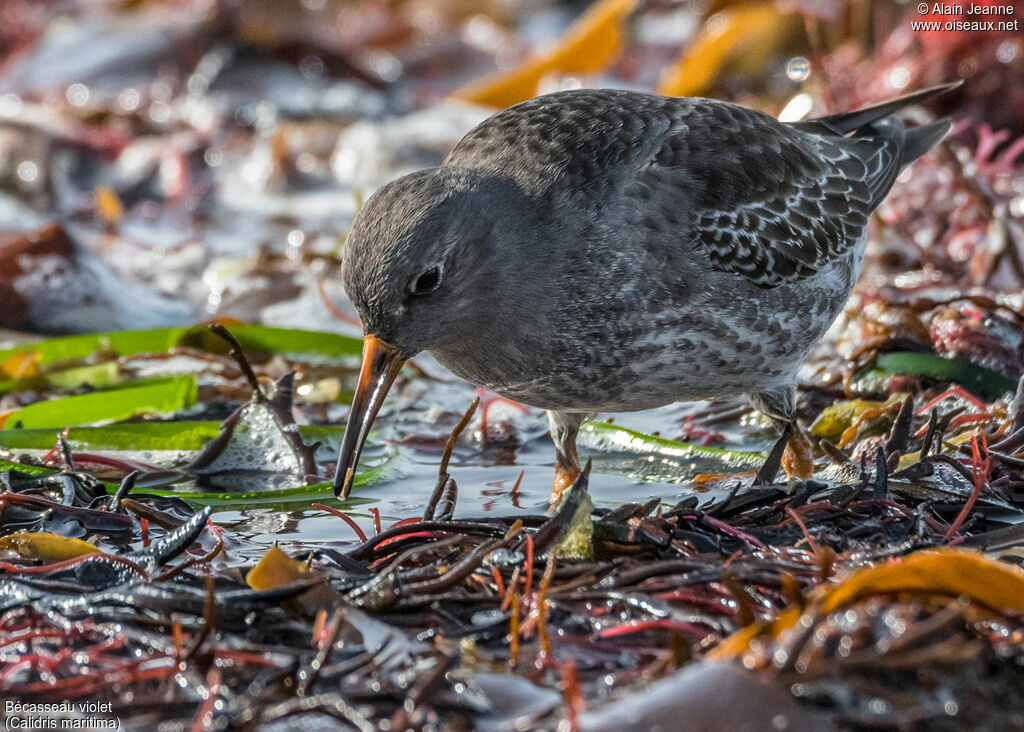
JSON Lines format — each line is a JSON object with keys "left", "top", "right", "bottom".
{"left": 408, "top": 266, "right": 442, "bottom": 297}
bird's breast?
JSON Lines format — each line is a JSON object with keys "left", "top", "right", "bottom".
{"left": 430, "top": 233, "right": 866, "bottom": 414}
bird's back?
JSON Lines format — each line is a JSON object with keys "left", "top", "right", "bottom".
{"left": 445, "top": 87, "right": 951, "bottom": 289}
{"left": 435, "top": 87, "right": 954, "bottom": 411}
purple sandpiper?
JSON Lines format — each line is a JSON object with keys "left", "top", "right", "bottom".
{"left": 333, "top": 83, "right": 958, "bottom": 504}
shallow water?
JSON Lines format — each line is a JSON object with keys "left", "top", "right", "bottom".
{"left": 213, "top": 375, "right": 774, "bottom": 554}
{"left": 0, "top": 0, "right": 786, "bottom": 551}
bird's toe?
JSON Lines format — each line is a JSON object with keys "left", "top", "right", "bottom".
{"left": 550, "top": 463, "right": 582, "bottom": 511}
{"left": 782, "top": 427, "right": 815, "bottom": 480}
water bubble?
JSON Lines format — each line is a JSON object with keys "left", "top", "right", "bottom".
{"left": 117, "top": 88, "right": 140, "bottom": 113}
{"left": 187, "top": 74, "right": 209, "bottom": 96}
{"left": 151, "top": 78, "right": 173, "bottom": 103}
{"left": 837, "top": 635, "right": 853, "bottom": 657}
{"left": 364, "top": 50, "right": 402, "bottom": 83}
{"left": 16, "top": 161, "right": 38, "bottom": 183}
{"left": 887, "top": 66, "right": 910, "bottom": 89}
{"left": 958, "top": 58, "right": 979, "bottom": 77}
{"left": 786, "top": 57, "right": 810, "bottom": 81}
{"left": 465, "top": 14, "right": 496, "bottom": 45}
{"left": 706, "top": 13, "right": 729, "bottom": 37}
{"left": 66, "top": 83, "right": 89, "bottom": 106}
{"left": 997, "top": 41, "right": 1018, "bottom": 63}
{"left": 252, "top": 101, "right": 278, "bottom": 133}
{"left": 0, "top": 93, "right": 22, "bottom": 117}
{"left": 149, "top": 101, "right": 171, "bottom": 124}
{"left": 299, "top": 55, "right": 325, "bottom": 78}
{"left": 1009, "top": 196, "right": 1024, "bottom": 218}
{"left": 296, "top": 152, "right": 317, "bottom": 174}
{"left": 203, "top": 148, "right": 223, "bottom": 167}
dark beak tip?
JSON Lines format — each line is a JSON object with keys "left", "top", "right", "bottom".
{"left": 333, "top": 468, "right": 354, "bottom": 499}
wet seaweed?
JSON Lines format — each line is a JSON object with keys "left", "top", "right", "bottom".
{"left": 1, "top": 0, "right": 1023, "bottom": 729}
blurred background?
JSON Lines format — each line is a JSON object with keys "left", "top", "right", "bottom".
{"left": 0, "top": 0, "right": 1020, "bottom": 337}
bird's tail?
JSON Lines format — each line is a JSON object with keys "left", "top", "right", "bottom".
{"left": 797, "top": 81, "right": 960, "bottom": 169}
{"left": 899, "top": 117, "right": 953, "bottom": 170}
{"left": 796, "top": 81, "right": 960, "bottom": 206}
{"left": 810, "top": 82, "right": 960, "bottom": 134}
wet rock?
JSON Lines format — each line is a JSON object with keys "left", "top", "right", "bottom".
{"left": 580, "top": 662, "right": 836, "bottom": 732}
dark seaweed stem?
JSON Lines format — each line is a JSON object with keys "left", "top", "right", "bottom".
{"left": 354, "top": 525, "right": 524, "bottom": 610}
{"left": 296, "top": 606, "right": 346, "bottom": 696}
{"left": 56, "top": 431, "right": 75, "bottom": 472}
{"left": 193, "top": 326, "right": 319, "bottom": 479}
{"left": 389, "top": 653, "right": 458, "bottom": 729}
{"left": 884, "top": 395, "right": 915, "bottom": 455}
{"left": 755, "top": 422, "right": 791, "bottom": 485}
{"left": 184, "top": 576, "right": 218, "bottom": 661}
{"left": 424, "top": 397, "right": 479, "bottom": 521}
{"left": 0, "top": 489, "right": 133, "bottom": 532}
{"left": 943, "top": 433, "right": 992, "bottom": 542}
{"left": 345, "top": 519, "right": 509, "bottom": 562}
{"left": 209, "top": 324, "right": 261, "bottom": 394}
{"left": 312, "top": 502, "right": 369, "bottom": 542}
{"left": 260, "top": 693, "right": 375, "bottom": 732}
{"left": 3, "top": 439, "right": 1023, "bottom": 726}
{"left": 0, "top": 605, "right": 192, "bottom": 695}
{"left": 120, "top": 497, "right": 185, "bottom": 529}
{"left": 0, "top": 552, "right": 150, "bottom": 579}
{"left": 156, "top": 535, "right": 224, "bottom": 582}
{"left": 109, "top": 470, "right": 137, "bottom": 511}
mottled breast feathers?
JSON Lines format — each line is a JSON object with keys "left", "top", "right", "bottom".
{"left": 444, "top": 89, "right": 901, "bottom": 288}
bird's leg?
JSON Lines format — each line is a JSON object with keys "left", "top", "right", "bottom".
{"left": 548, "top": 411, "right": 590, "bottom": 509}
{"left": 749, "top": 387, "right": 814, "bottom": 483}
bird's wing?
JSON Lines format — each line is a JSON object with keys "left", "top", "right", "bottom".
{"left": 654, "top": 99, "right": 887, "bottom": 287}
{"left": 446, "top": 89, "right": 903, "bottom": 288}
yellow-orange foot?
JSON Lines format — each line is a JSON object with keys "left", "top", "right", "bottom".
{"left": 782, "top": 426, "right": 815, "bottom": 480}
{"left": 550, "top": 463, "right": 582, "bottom": 511}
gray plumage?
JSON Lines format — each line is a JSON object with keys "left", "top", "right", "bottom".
{"left": 339, "top": 84, "right": 955, "bottom": 489}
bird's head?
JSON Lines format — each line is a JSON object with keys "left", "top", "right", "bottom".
{"left": 333, "top": 166, "right": 534, "bottom": 497}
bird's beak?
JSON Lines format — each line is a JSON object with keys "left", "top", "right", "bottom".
{"left": 333, "top": 334, "right": 405, "bottom": 498}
